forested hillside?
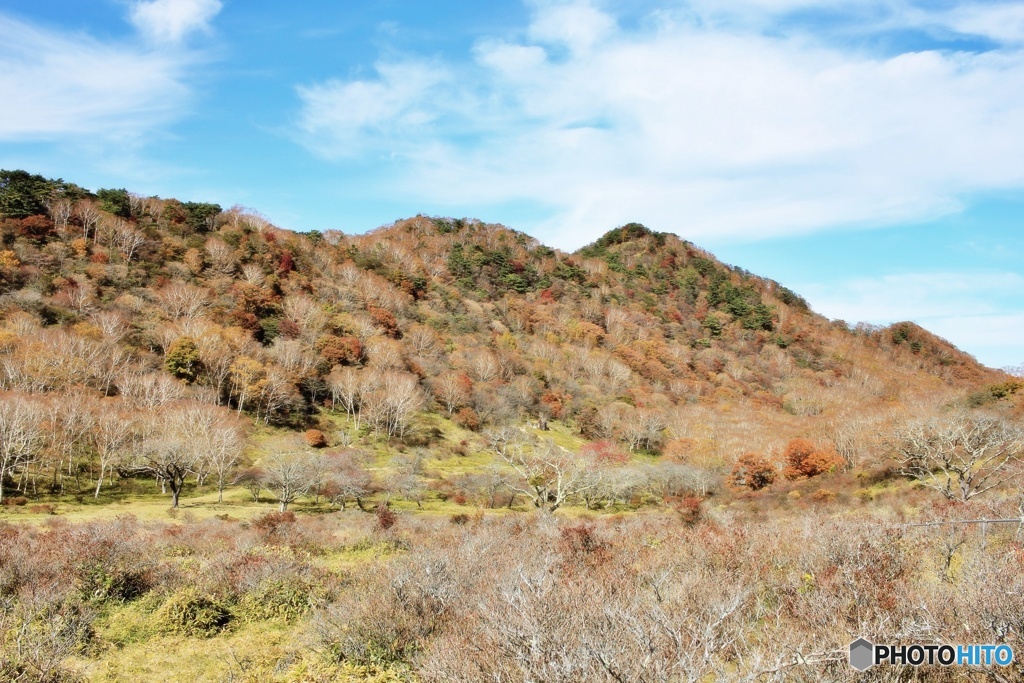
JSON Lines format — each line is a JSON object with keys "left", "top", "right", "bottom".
{"left": 0, "top": 168, "right": 1017, "bottom": 510}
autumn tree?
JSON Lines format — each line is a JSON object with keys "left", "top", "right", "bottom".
{"left": 729, "top": 452, "right": 777, "bottom": 491}
{"left": 781, "top": 438, "right": 843, "bottom": 480}
{"left": 164, "top": 336, "right": 203, "bottom": 383}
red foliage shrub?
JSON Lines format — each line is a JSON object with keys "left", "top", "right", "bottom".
{"left": 782, "top": 438, "right": 844, "bottom": 480}
{"left": 453, "top": 407, "right": 481, "bottom": 432}
{"left": 540, "top": 390, "right": 570, "bottom": 420}
{"left": 369, "top": 306, "right": 400, "bottom": 338}
{"left": 674, "top": 496, "right": 704, "bottom": 526}
{"left": 559, "top": 523, "right": 610, "bottom": 567}
{"left": 17, "top": 215, "right": 54, "bottom": 240}
{"left": 729, "top": 452, "right": 777, "bottom": 491}
{"left": 316, "top": 335, "right": 362, "bottom": 365}
{"left": 278, "top": 250, "right": 294, "bottom": 274}
{"left": 581, "top": 440, "right": 629, "bottom": 465}
{"left": 279, "top": 318, "right": 301, "bottom": 339}
{"left": 374, "top": 504, "right": 397, "bottom": 532}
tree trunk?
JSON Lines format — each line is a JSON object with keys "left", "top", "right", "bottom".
{"left": 280, "top": 500, "right": 288, "bottom": 512}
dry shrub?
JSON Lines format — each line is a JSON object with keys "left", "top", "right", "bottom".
{"left": 251, "top": 510, "right": 296, "bottom": 539}
{"left": 374, "top": 504, "right": 397, "bottom": 532}
{"left": 154, "top": 587, "right": 231, "bottom": 637}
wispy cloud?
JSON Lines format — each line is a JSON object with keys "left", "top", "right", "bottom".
{"left": 130, "top": 0, "right": 222, "bottom": 44}
{"left": 292, "top": 0, "right": 1024, "bottom": 248}
{"left": 296, "top": 62, "right": 452, "bottom": 158}
{"left": 0, "top": 2, "right": 220, "bottom": 144}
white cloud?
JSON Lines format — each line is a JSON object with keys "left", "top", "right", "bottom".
{"left": 797, "top": 272, "right": 1024, "bottom": 322}
{"left": 130, "top": 0, "right": 222, "bottom": 44}
{"left": 0, "top": 10, "right": 212, "bottom": 143}
{"left": 796, "top": 271, "right": 1024, "bottom": 368}
{"left": 296, "top": 62, "right": 452, "bottom": 158}
{"left": 527, "top": 0, "right": 617, "bottom": 54}
{"left": 292, "top": 1, "right": 1024, "bottom": 249}
{"left": 0, "top": 18, "right": 186, "bottom": 141}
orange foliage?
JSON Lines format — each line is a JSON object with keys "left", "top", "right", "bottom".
{"left": 729, "top": 452, "right": 777, "bottom": 491}
{"left": 781, "top": 438, "right": 844, "bottom": 480}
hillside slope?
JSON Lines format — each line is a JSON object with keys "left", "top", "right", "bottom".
{"left": 0, "top": 170, "right": 1014, "bottom": 500}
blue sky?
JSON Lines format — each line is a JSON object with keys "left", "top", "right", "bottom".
{"left": 0, "top": 0, "right": 1021, "bottom": 370}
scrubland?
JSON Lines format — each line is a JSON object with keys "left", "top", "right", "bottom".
{"left": 3, "top": 490, "right": 1024, "bottom": 682}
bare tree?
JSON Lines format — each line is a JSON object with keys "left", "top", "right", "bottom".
{"left": 323, "top": 450, "right": 374, "bottom": 510}
{"left": 433, "top": 371, "right": 471, "bottom": 417}
{"left": 327, "top": 366, "right": 363, "bottom": 426}
{"left": 0, "top": 394, "right": 44, "bottom": 503}
{"left": 90, "top": 405, "right": 134, "bottom": 498}
{"left": 492, "top": 432, "right": 592, "bottom": 512}
{"left": 75, "top": 200, "right": 102, "bottom": 243}
{"left": 362, "top": 371, "right": 423, "bottom": 438}
{"left": 260, "top": 451, "right": 314, "bottom": 511}
{"left": 896, "top": 411, "right": 1024, "bottom": 502}
{"left": 203, "top": 416, "right": 246, "bottom": 503}
{"left": 109, "top": 220, "right": 146, "bottom": 261}
{"left": 131, "top": 402, "right": 209, "bottom": 508}
{"left": 156, "top": 281, "right": 211, "bottom": 320}
{"left": 46, "top": 197, "right": 74, "bottom": 236}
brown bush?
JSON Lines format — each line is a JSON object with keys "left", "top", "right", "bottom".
{"left": 729, "top": 452, "right": 777, "bottom": 490}
{"left": 453, "top": 407, "right": 480, "bottom": 432}
{"left": 304, "top": 428, "right": 327, "bottom": 448}
{"left": 374, "top": 504, "right": 397, "bottom": 532}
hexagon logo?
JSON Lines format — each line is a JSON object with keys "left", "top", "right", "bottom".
{"left": 850, "top": 638, "right": 874, "bottom": 671}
